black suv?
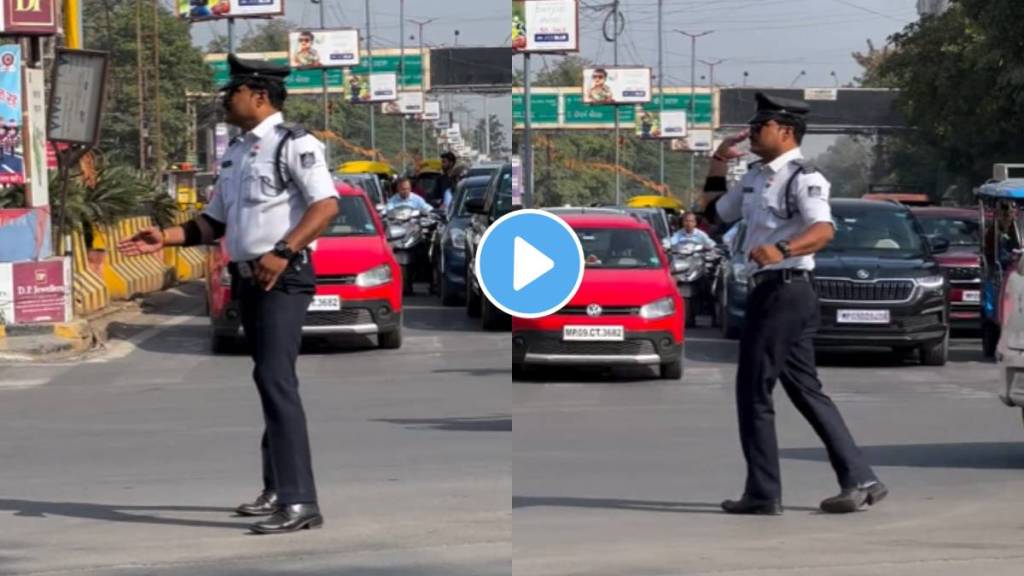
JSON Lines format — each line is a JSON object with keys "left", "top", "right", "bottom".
{"left": 813, "top": 199, "right": 951, "bottom": 365}
{"left": 464, "top": 163, "right": 515, "bottom": 329}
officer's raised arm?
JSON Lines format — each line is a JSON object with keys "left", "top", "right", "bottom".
{"left": 700, "top": 129, "right": 750, "bottom": 225}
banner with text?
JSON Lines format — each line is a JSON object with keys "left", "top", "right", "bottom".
{"left": 512, "top": 0, "right": 578, "bottom": 53}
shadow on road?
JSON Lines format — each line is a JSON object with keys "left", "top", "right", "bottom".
{"left": 781, "top": 442, "right": 1024, "bottom": 470}
{"left": 373, "top": 416, "right": 511, "bottom": 432}
{"left": 512, "top": 496, "right": 818, "bottom": 514}
{"left": 434, "top": 367, "right": 509, "bottom": 378}
{"left": 0, "top": 499, "right": 246, "bottom": 530}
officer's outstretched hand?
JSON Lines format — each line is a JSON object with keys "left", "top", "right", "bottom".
{"left": 118, "top": 227, "right": 164, "bottom": 256}
{"left": 714, "top": 129, "right": 751, "bottom": 161}
{"left": 256, "top": 253, "right": 289, "bottom": 291}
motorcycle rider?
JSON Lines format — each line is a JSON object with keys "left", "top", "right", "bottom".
{"left": 387, "top": 177, "right": 432, "bottom": 212}
{"left": 671, "top": 212, "right": 716, "bottom": 249}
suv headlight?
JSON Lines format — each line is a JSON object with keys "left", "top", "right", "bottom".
{"left": 449, "top": 228, "right": 467, "bottom": 251}
{"left": 916, "top": 275, "right": 945, "bottom": 291}
{"left": 356, "top": 264, "right": 393, "bottom": 288}
{"left": 640, "top": 297, "right": 676, "bottom": 320}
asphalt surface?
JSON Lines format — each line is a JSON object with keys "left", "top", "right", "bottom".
{"left": 0, "top": 284, "right": 510, "bottom": 576}
{"left": 514, "top": 328, "right": 1024, "bottom": 576}
{"left": 4, "top": 284, "right": 1024, "bottom": 576}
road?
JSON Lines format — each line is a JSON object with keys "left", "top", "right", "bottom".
{"left": 513, "top": 330, "right": 1024, "bottom": 576}
{"left": 0, "top": 284, "right": 510, "bottom": 576}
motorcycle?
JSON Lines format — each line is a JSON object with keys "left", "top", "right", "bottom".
{"left": 671, "top": 243, "right": 724, "bottom": 328}
{"left": 385, "top": 207, "right": 441, "bottom": 295}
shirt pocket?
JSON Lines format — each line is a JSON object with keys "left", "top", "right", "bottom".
{"left": 243, "top": 162, "right": 288, "bottom": 206}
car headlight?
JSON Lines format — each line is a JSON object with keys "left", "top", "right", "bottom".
{"left": 640, "top": 296, "right": 676, "bottom": 320}
{"left": 218, "top": 266, "right": 231, "bottom": 287}
{"left": 449, "top": 228, "right": 467, "bottom": 251}
{"left": 916, "top": 275, "right": 945, "bottom": 290}
{"left": 356, "top": 264, "right": 393, "bottom": 288}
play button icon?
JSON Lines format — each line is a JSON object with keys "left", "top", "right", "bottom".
{"left": 475, "top": 209, "right": 585, "bottom": 318}
{"left": 513, "top": 237, "right": 554, "bottom": 291}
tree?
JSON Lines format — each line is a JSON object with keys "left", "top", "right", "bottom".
{"left": 473, "top": 115, "right": 507, "bottom": 157}
{"left": 851, "top": 40, "right": 896, "bottom": 88}
{"left": 84, "top": 0, "right": 214, "bottom": 169}
{"left": 813, "top": 136, "right": 875, "bottom": 198}
{"left": 208, "top": 19, "right": 294, "bottom": 53}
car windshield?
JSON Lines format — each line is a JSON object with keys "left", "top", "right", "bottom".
{"left": 457, "top": 183, "right": 488, "bottom": 217}
{"left": 825, "top": 207, "right": 925, "bottom": 254}
{"left": 575, "top": 228, "right": 662, "bottom": 269}
{"left": 633, "top": 211, "right": 669, "bottom": 241}
{"left": 322, "top": 196, "right": 378, "bottom": 237}
{"left": 918, "top": 217, "right": 980, "bottom": 246}
{"left": 337, "top": 175, "right": 382, "bottom": 205}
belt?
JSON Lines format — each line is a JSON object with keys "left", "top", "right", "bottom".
{"left": 750, "top": 268, "right": 813, "bottom": 288}
{"left": 231, "top": 249, "right": 310, "bottom": 280}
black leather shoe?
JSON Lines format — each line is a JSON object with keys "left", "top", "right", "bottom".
{"left": 235, "top": 490, "right": 278, "bottom": 517}
{"left": 820, "top": 481, "right": 888, "bottom": 514}
{"left": 721, "top": 496, "right": 784, "bottom": 516}
{"left": 249, "top": 503, "right": 323, "bottom": 534}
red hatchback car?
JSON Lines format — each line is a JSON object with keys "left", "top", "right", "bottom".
{"left": 207, "top": 183, "right": 403, "bottom": 352}
{"left": 511, "top": 209, "right": 685, "bottom": 380}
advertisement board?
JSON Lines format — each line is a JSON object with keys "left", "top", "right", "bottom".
{"left": 24, "top": 68, "right": 48, "bottom": 206}
{"left": 289, "top": 29, "right": 360, "bottom": 69}
{"left": 0, "top": 262, "right": 11, "bottom": 325}
{"left": 0, "top": 258, "right": 70, "bottom": 324}
{"left": 381, "top": 91, "right": 424, "bottom": 115}
{"left": 0, "top": 44, "right": 23, "bottom": 186}
{"left": 178, "top": 0, "right": 284, "bottom": 21}
{"left": 420, "top": 100, "right": 441, "bottom": 121}
{"left": 635, "top": 109, "right": 686, "bottom": 139}
{"left": 671, "top": 129, "right": 713, "bottom": 152}
{"left": 512, "top": 0, "right": 578, "bottom": 53}
{"left": 582, "top": 67, "right": 651, "bottom": 105}
{"left": 0, "top": 0, "right": 58, "bottom": 35}
{"left": 345, "top": 72, "right": 397, "bottom": 104}
{"left": 48, "top": 49, "right": 108, "bottom": 146}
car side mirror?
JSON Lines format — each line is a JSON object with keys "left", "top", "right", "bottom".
{"left": 465, "top": 197, "right": 486, "bottom": 214}
{"left": 929, "top": 236, "right": 950, "bottom": 254}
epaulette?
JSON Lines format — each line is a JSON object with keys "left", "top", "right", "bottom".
{"left": 747, "top": 160, "right": 763, "bottom": 170}
{"left": 277, "top": 122, "right": 308, "bottom": 139}
{"left": 789, "top": 158, "right": 818, "bottom": 174}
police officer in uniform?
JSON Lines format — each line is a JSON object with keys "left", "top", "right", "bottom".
{"left": 120, "top": 54, "right": 340, "bottom": 534}
{"left": 702, "top": 93, "right": 887, "bottom": 515}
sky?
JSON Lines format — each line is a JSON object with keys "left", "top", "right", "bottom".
{"left": 183, "top": 0, "right": 512, "bottom": 153}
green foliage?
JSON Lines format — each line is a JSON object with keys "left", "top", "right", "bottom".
{"left": 84, "top": 0, "right": 214, "bottom": 170}
{"left": 873, "top": 0, "right": 1024, "bottom": 201}
{"left": 208, "top": 19, "right": 294, "bottom": 53}
{"left": 814, "top": 136, "right": 876, "bottom": 198}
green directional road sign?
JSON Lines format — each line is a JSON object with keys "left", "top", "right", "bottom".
{"left": 208, "top": 51, "right": 424, "bottom": 93}
{"left": 512, "top": 93, "right": 559, "bottom": 125}
{"left": 563, "top": 94, "right": 636, "bottom": 126}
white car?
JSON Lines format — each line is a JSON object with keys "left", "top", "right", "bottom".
{"left": 997, "top": 257, "right": 1024, "bottom": 424}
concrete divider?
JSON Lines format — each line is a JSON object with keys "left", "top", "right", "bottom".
{"left": 70, "top": 230, "right": 109, "bottom": 316}
{"left": 90, "top": 225, "right": 141, "bottom": 300}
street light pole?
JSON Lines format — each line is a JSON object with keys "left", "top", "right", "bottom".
{"left": 409, "top": 18, "right": 436, "bottom": 160}
{"left": 313, "top": 0, "right": 329, "bottom": 162}
{"left": 675, "top": 30, "right": 713, "bottom": 199}
{"left": 365, "top": 0, "right": 376, "bottom": 153}
{"left": 399, "top": 0, "right": 407, "bottom": 173}
{"left": 789, "top": 70, "right": 806, "bottom": 87}
{"left": 657, "top": 0, "right": 664, "bottom": 188}
{"left": 699, "top": 58, "right": 724, "bottom": 89}
{"left": 612, "top": 0, "right": 621, "bottom": 205}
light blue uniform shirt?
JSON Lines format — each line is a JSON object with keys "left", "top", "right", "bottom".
{"left": 671, "top": 228, "right": 716, "bottom": 248}
{"left": 387, "top": 192, "right": 432, "bottom": 212}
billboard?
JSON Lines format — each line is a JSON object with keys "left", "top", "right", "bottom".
{"left": 345, "top": 72, "right": 397, "bottom": 104}
{"left": 381, "top": 92, "right": 424, "bottom": 115}
{"left": 671, "top": 129, "right": 713, "bottom": 152}
{"left": 512, "top": 0, "right": 579, "bottom": 53}
{"left": 0, "top": 45, "right": 23, "bottom": 186}
{"left": 289, "top": 29, "right": 360, "bottom": 69}
{"left": 178, "top": 0, "right": 284, "bottom": 20}
{"left": 420, "top": 101, "right": 441, "bottom": 121}
{"left": 583, "top": 67, "right": 652, "bottom": 105}
{"left": 429, "top": 47, "right": 511, "bottom": 93}
{"left": 0, "top": 0, "right": 58, "bottom": 35}
{"left": 0, "top": 258, "right": 71, "bottom": 324}
{"left": 48, "top": 49, "right": 109, "bottom": 146}
{"left": 636, "top": 110, "right": 686, "bottom": 139}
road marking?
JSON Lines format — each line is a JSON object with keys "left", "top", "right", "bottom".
{"left": 0, "top": 378, "right": 49, "bottom": 390}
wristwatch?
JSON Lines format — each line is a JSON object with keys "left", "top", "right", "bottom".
{"left": 272, "top": 241, "right": 296, "bottom": 260}
{"left": 775, "top": 240, "right": 792, "bottom": 259}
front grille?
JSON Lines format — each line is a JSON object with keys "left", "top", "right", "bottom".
{"left": 305, "top": 309, "right": 373, "bottom": 326}
{"left": 816, "top": 279, "right": 914, "bottom": 302}
{"left": 529, "top": 339, "right": 656, "bottom": 356}
{"left": 559, "top": 306, "right": 640, "bottom": 316}
{"left": 945, "top": 266, "right": 980, "bottom": 282}
{"left": 317, "top": 274, "right": 357, "bottom": 285}
{"left": 901, "top": 313, "right": 942, "bottom": 330}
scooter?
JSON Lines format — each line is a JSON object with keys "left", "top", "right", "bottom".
{"left": 385, "top": 207, "right": 440, "bottom": 295}
{"left": 671, "top": 243, "right": 723, "bottom": 328}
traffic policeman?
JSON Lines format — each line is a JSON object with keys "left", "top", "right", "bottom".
{"left": 702, "top": 93, "right": 887, "bottom": 515}
{"left": 119, "top": 54, "right": 340, "bottom": 534}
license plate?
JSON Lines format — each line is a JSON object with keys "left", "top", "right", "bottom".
{"left": 961, "top": 290, "right": 981, "bottom": 303}
{"left": 308, "top": 295, "right": 341, "bottom": 312}
{"left": 563, "top": 325, "right": 625, "bottom": 341}
{"left": 837, "top": 309, "right": 890, "bottom": 324}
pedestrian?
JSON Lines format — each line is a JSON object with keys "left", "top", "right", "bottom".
{"left": 118, "top": 54, "right": 340, "bottom": 534}
{"left": 701, "top": 92, "right": 887, "bottom": 515}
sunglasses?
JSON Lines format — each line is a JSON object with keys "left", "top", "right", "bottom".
{"left": 299, "top": 38, "right": 312, "bottom": 44}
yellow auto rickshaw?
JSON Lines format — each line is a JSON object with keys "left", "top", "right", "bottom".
{"left": 338, "top": 160, "right": 397, "bottom": 202}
